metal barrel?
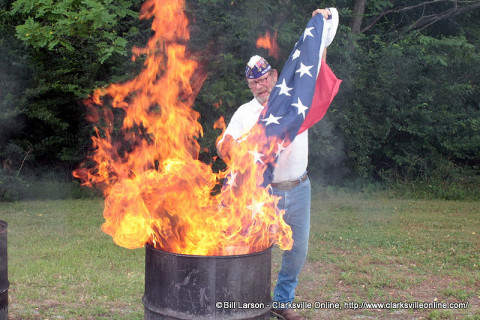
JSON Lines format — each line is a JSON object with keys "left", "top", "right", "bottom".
{"left": 0, "top": 221, "right": 8, "bottom": 320}
{"left": 143, "top": 244, "right": 272, "bottom": 320}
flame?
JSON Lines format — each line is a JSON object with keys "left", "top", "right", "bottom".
{"left": 256, "top": 30, "right": 280, "bottom": 61}
{"left": 74, "top": 0, "right": 292, "bottom": 255}
{"left": 213, "top": 99, "right": 223, "bottom": 109}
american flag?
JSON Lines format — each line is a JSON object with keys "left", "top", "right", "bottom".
{"left": 255, "top": 10, "right": 342, "bottom": 187}
{"left": 222, "top": 10, "right": 341, "bottom": 193}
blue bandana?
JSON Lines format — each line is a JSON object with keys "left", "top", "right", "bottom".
{"left": 245, "top": 55, "right": 272, "bottom": 79}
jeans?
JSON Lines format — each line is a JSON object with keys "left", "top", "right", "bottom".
{"left": 272, "top": 175, "right": 311, "bottom": 304}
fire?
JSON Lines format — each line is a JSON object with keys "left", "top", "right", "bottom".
{"left": 74, "top": 0, "right": 293, "bottom": 255}
{"left": 256, "top": 30, "right": 280, "bottom": 61}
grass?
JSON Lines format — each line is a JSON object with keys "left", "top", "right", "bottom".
{"left": 0, "top": 190, "right": 479, "bottom": 319}
{"left": 1, "top": 199, "right": 144, "bottom": 320}
{"left": 288, "top": 190, "right": 480, "bottom": 320}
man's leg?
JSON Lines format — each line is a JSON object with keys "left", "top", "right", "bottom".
{"left": 272, "top": 177, "right": 311, "bottom": 304}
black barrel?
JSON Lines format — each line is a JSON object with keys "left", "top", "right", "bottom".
{"left": 143, "top": 244, "right": 272, "bottom": 320}
{"left": 0, "top": 221, "right": 8, "bottom": 320}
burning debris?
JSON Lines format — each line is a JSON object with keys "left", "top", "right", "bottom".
{"left": 256, "top": 30, "right": 280, "bottom": 61}
{"left": 74, "top": 0, "right": 293, "bottom": 256}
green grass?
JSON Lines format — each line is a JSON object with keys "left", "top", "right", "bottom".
{"left": 1, "top": 199, "right": 144, "bottom": 320}
{"left": 1, "top": 191, "right": 479, "bottom": 319}
{"left": 293, "top": 190, "right": 480, "bottom": 319}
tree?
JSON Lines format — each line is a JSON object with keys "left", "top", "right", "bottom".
{"left": 1, "top": 0, "right": 146, "bottom": 176}
{"left": 1, "top": 0, "right": 479, "bottom": 195}
{"left": 351, "top": 0, "right": 366, "bottom": 33}
{"left": 354, "top": 0, "right": 480, "bottom": 34}
{"left": 306, "top": 0, "right": 480, "bottom": 185}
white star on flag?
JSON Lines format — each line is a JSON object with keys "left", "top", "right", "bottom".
{"left": 248, "top": 150, "right": 265, "bottom": 165}
{"left": 292, "top": 97, "right": 309, "bottom": 118}
{"left": 276, "top": 140, "right": 287, "bottom": 158}
{"left": 295, "top": 62, "right": 314, "bottom": 78}
{"left": 262, "top": 113, "right": 282, "bottom": 126}
{"left": 303, "top": 27, "right": 315, "bottom": 41}
{"left": 292, "top": 49, "right": 301, "bottom": 60}
{"left": 246, "top": 198, "right": 265, "bottom": 219}
{"left": 226, "top": 170, "right": 238, "bottom": 187}
{"left": 275, "top": 79, "right": 293, "bottom": 96}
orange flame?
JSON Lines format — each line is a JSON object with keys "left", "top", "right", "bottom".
{"left": 256, "top": 30, "right": 280, "bottom": 60}
{"left": 74, "top": 0, "right": 292, "bottom": 256}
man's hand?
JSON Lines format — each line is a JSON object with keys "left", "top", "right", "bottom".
{"left": 217, "top": 134, "right": 235, "bottom": 163}
{"left": 312, "top": 8, "right": 331, "bottom": 19}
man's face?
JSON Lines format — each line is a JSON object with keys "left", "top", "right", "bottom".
{"left": 247, "top": 70, "right": 277, "bottom": 105}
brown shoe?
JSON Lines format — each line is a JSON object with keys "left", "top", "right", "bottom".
{"left": 271, "top": 308, "right": 306, "bottom": 320}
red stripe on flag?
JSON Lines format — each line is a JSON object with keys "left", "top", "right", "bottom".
{"left": 298, "top": 60, "right": 342, "bottom": 134}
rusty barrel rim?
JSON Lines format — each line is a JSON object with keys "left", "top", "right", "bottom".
{"left": 0, "top": 219, "right": 8, "bottom": 315}
{"left": 144, "top": 242, "right": 273, "bottom": 258}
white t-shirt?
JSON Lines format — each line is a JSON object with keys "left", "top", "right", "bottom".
{"left": 220, "top": 98, "right": 308, "bottom": 183}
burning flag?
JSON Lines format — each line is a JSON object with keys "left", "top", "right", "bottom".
{"left": 73, "top": 0, "right": 293, "bottom": 256}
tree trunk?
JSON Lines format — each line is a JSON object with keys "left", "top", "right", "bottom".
{"left": 350, "top": 0, "right": 367, "bottom": 33}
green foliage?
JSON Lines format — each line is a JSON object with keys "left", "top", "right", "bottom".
{"left": 10, "top": 0, "right": 138, "bottom": 63}
{"left": 0, "top": 0, "right": 479, "bottom": 197}
{"left": 307, "top": 24, "right": 480, "bottom": 187}
{"left": 368, "top": 0, "right": 393, "bottom": 11}
{"left": 1, "top": 0, "right": 146, "bottom": 178}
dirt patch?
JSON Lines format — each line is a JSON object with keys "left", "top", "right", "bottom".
{"left": 291, "top": 260, "right": 479, "bottom": 320}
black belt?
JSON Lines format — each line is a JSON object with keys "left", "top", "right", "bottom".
{"left": 271, "top": 174, "right": 308, "bottom": 191}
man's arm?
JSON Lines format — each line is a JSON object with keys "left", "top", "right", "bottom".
{"left": 312, "top": 8, "right": 332, "bottom": 62}
{"left": 312, "top": 8, "right": 331, "bottom": 19}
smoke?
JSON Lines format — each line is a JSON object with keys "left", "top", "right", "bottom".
{"left": 308, "top": 114, "right": 351, "bottom": 186}
{"left": 0, "top": 46, "right": 28, "bottom": 171}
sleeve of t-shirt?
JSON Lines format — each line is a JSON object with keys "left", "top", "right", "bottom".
{"left": 217, "top": 107, "right": 246, "bottom": 148}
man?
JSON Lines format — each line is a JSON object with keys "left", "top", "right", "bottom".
{"left": 217, "top": 8, "right": 337, "bottom": 320}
